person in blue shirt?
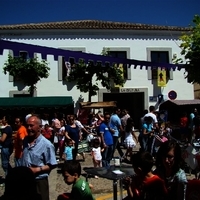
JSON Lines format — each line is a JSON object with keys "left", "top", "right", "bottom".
{"left": 21, "top": 115, "right": 57, "bottom": 200}
{"left": 110, "top": 108, "right": 124, "bottom": 158}
{"left": 100, "top": 113, "right": 114, "bottom": 168}
{"left": 63, "top": 139, "right": 74, "bottom": 161}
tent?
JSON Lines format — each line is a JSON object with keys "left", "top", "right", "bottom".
{"left": 159, "top": 100, "right": 200, "bottom": 124}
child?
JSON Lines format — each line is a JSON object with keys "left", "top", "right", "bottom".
{"left": 63, "top": 139, "right": 74, "bottom": 161}
{"left": 123, "top": 152, "right": 167, "bottom": 200}
{"left": 124, "top": 118, "right": 138, "bottom": 161}
{"left": 91, "top": 138, "right": 103, "bottom": 168}
{"left": 58, "top": 160, "right": 95, "bottom": 200}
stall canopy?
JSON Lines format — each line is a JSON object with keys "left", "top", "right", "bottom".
{"left": 79, "top": 101, "right": 116, "bottom": 109}
{"left": 159, "top": 100, "right": 200, "bottom": 124}
{"left": 0, "top": 39, "right": 181, "bottom": 70}
{"left": 0, "top": 96, "right": 73, "bottom": 109}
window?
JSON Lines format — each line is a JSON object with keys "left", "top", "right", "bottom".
{"left": 14, "top": 51, "right": 29, "bottom": 81}
{"left": 108, "top": 51, "right": 128, "bottom": 79}
{"left": 57, "top": 47, "right": 86, "bottom": 81}
{"left": 147, "top": 48, "right": 173, "bottom": 80}
{"left": 9, "top": 51, "right": 29, "bottom": 82}
{"left": 151, "top": 51, "right": 170, "bottom": 79}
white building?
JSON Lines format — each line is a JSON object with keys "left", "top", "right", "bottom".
{"left": 0, "top": 20, "right": 192, "bottom": 125}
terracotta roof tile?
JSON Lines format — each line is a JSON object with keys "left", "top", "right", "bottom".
{"left": 0, "top": 20, "right": 191, "bottom": 31}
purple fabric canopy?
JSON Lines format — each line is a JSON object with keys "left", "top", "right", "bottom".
{"left": 0, "top": 39, "right": 181, "bottom": 70}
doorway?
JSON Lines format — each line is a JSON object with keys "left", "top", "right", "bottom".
{"left": 103, "top": 92, "right": 144, "bottom": 128}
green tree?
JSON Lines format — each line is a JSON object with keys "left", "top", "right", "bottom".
{"left": 174, "top": 15, "right": 200, "bottom": 83}
{"left": 67, "top": 48, "right": 125, "bottom": 102}
{"left": 3, "top": 54, "right": 50, "bottom": 96}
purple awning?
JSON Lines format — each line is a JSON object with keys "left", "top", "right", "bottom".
{"left": 0, "top": 39, "right": 182, "bottom": 69}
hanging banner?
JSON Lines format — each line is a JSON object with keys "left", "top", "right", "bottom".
{"left": 157, "top": 68, "right": 166, "bottom": 87}
{"left": 114, "top": 63, "right": 124, "bottom": 88}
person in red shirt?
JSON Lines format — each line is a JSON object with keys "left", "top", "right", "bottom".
{"left": 123, "top": 151, "right": 167, "bottom": 200}
{"left": 180, "top": 112, "right": 189, "bottom": 141}
{"left": 42, "top": 124, "right": 52, "bottom": 141}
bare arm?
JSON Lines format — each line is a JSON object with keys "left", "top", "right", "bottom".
{"left": 29, "top": 164, "right": 51, "bottom": 174}
{"left": 0, "top": 133, "right": 7, "bottom": 142}
{"left": 131, "top": 130, "right": 138, "bottom": 143}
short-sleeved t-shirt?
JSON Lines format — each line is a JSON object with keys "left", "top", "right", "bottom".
{"left": 14, "top": 125, "right": 28, "bottom": 158}
{"left": 64, "top": 146, "right": 74, "bottom": 160}
{"left": 71, "top": 178, "right": 95, "bottom": 200}
{"left": 65, "top": 125, "right": 80, "bottom": 144}
{"left": 142, "top": 123, "right": 152, "bottom": 133}
{"left": 99, "top": 122, "right": 113, "bottom": 146}
{"left": 144, "top": 113, "right": 158, "bottom": 124}
{"left": 110, "top": 114, "right": 121, "bottom": 137}
{"left": 1, "top": 126, "right": 13, "bottom": 148}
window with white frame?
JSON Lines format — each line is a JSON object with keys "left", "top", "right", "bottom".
{"left": 147, "top": 48, "right": 173, "bottom": 80}
{"left": 9, "top": 51, "right": 29, "bottom": 82}
{"left": 58, "top": 47, "right": 86, "bottom": 81}
{"left": 107, "top": 47, "right": 131, "bottom": 80}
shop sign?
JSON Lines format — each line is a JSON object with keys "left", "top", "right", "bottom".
{"left": 119, "top": 88, "right": 140, "bottom": 93}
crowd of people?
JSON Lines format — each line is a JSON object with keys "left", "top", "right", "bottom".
{"left": 0, "top": 106, "right": 199, "bottom": 200}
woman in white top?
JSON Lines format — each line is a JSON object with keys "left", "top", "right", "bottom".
{"left": 124, "top": 117, "right": 138, "bottom": 161}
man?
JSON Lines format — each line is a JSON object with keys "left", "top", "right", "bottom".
{"left": 110, "top": 108, "right": 124, "bottom": 158}
{"left": 21, "top": 115, "right": 57, "bottom": 200}
{"left": 144, "top": 106, "right": 158, "bottom": 128}
{"left": 14, "top": 117, "right": 28, "bottom": 167}
{"left": 100, "top": 113, "right": 113, "bottom": 168}
{"left": 144, "top": 106, "right": 158, "bottom": 155}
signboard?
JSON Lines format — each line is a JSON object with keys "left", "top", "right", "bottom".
{"left": 120, "top": 88, "right": 140, "bottom": 93}
{"left": 157, "top": 68, "right": 167, "bottom": 87}
{"left": 168, "top": 90, "right": 177, "bottom": 100}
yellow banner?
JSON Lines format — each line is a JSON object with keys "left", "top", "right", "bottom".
{"left": 114, "top": 63, "right": 124, "bottom": 88}
{"left": 157, "top": 68, "right": 166, "bottom": 87}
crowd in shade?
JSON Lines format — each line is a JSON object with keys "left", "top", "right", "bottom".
{"left": 0, "top": 106, "right": 199, "bottom": 199}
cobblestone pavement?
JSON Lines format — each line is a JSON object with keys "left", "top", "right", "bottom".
{"left": 0, "top": 139, "right": 197, "bottom": 200}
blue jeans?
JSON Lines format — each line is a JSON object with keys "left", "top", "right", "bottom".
{"left": 102, "top": 144, "right": 113, "bottom": 168}
{"left": 112, "top": 136, "right": 124, "bottom": 158}
{"left": 14, "top": 157, "right": 22, "bottom": 167}
{"left": 1, "top": 147, "right": 12, "bottom": 176}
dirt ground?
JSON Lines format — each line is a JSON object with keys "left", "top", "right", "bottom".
{"left": 0, "top": 137, "right": 196, "bottom": 200}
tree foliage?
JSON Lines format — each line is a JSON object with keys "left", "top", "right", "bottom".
{"left": 174, "top": 15, "right": 200, "bottom": 84}
{"left": 3, "top": 54, "right": 50, "bottom": 96}
{"left": 67, "top": 48, "right": 125, "bottom": 101}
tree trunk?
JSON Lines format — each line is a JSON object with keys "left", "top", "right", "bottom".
{"left": 30, "top": 85, "right": 34, "bottom": 97}
{"left": 88, "top": 81, "right": 92, "bottom": 102}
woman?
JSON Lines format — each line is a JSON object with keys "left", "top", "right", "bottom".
{"left": 140, "top": 116, "right": 154, "bottom": 152}
{"left": 124, "top": 118, "right": 138, "bottom": 160}
{"left": 154, "top": 140, "right": 187, "bottom": 200}
{"left": 65, "top": 115, "right": 81, "bottom": 160}
{"left": 58, "top": 119, "right": 66, "bottom": 161}
{"left": 0, "top": 116, "right": 13, "bottom": 176}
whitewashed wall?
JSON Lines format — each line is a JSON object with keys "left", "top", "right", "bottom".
{"left": 0, "top": 31, "right": 194, "bottom": 108}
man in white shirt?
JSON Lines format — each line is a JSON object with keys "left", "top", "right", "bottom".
{"left": 144, "top": 106, "right": 158, "bottom": 128}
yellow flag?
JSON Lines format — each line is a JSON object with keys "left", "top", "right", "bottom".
{"left": 114, "top": 63, "right": 124, "bottom": 88}
{"left": 157, "top": 68, "right": 166, "bottom": 87}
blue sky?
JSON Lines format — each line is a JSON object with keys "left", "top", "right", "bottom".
{"left": 0, "top": 0, "right": 199, "bottom": 27}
